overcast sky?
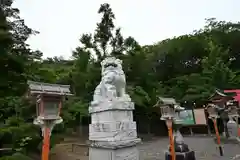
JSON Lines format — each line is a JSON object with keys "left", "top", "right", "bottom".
{"left": 13, "top": 0, "right": 239, "bottom": 59}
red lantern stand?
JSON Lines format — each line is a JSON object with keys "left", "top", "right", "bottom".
{"left": 160, "top": 105, "right": 176, "bottom": 160}
{"left": 27, "top": 81, "right": 72, "bottom": 160}
{"left": 207, "top": 104, "right": 223, "bottom": 156}
{"left": 35, "top": 94, "right": 63, "bottom": 160}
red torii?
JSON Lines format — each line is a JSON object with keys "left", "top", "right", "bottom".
{"left": 224, "top": 89, "right": 240, "bottom": 102}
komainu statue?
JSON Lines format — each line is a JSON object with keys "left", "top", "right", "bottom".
{"left": 92, "top": 57, "right": 130, "bottom": 105}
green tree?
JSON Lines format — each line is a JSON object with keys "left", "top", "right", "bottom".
{"left": 0, "top": 1, "right": 42, "bottom": 158}
{"left": 202, "top": 41, "right": 236, "bottom": 89}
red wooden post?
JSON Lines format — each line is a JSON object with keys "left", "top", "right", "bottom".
{"left": 42, "top": 127, "right": 50, "bottom": 160}
{"left": 166, "top": 119, "right": 175, "bottom": 160}
{"left": 212, "top": 119, "right": 223, "bottom": 156}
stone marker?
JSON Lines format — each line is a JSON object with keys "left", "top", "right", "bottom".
{"left": 165, "top": 130, "right": 196, "bottom": 160}
{"left": 89, "top": 57, "right": 141, "bottom": 160}
{"left": 227, "top": 117, "right": 238, "bottom": 142}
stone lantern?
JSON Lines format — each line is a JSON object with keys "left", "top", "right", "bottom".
{"left": 27, "top": 81, "right": 72, "bottom": 160}
{"left": 225, "top": 102, "right": 239, "bottom": 141}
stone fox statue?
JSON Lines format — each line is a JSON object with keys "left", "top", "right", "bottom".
{"left": 92, "top": 57, "right": 130, "bottom": 104}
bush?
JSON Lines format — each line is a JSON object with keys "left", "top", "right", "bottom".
{"left": 0, "top": 153, "right": 33, "bottom": 160}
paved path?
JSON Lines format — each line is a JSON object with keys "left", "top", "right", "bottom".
{"left": 138, "top": 137, "right": 240, "bottom": 160}
{"left": 51, "top": 136, "right": 239, "bottom": 160}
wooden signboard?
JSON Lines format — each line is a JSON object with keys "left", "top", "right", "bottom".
{"left": 193, "top": 108, "right": 207, "bottom": 125}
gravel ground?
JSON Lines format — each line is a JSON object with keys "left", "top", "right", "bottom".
{"left": 138, "top": 137, "right": 240, "bottom": 160}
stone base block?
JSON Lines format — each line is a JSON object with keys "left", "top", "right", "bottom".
{"left": 168, "top": 143, "right": 189, "bottom": 152}
{"left": 165, "top": 151, "right": 196, "bottom": 160}
{"left": 89, "top": 145, "right": 139, "bottom": 160}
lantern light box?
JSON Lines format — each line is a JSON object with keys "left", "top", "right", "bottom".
{"left": 155, "top": 97, "right": 177, "bottom": 120}
{"left": 207, "top": 104, "right": 219, "bottom": 119}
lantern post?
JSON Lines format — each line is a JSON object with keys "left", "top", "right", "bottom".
{"left": 27, "top": 81, "right": 72, "bottom": 160}
{"left": 154, "top": 97, "right": 178, "bottom": 160}
{"left": 154, "top": 97, "right": 196, "bottom": 160}
{"left": 207, "top": 104, "right": 223, "bottom": 156}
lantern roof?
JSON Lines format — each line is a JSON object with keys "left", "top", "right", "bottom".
{"left": 27, "top": 80, "right": 73, "bottom": 96}
{"left": 154, "top": 97, "right": 177, "bottom": 108}
{"left": 158, "top": 97, "right": 177, "bottom": 105}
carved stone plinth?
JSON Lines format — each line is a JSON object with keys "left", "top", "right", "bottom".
{"left": 89, "top": 57, "right": 140, "bottom": 160}
{"left": 89, "top": 100, "right": 141, "bottom": 160}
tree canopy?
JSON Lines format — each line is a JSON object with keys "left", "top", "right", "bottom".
{"left": 1, "top": 1, "right": 240, "bottom": 159}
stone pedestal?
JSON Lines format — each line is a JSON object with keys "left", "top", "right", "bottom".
{"left": 89, "top": 99, "right": 141, "bottom": 160}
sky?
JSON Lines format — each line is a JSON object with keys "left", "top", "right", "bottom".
{"left": 13, "top": 0, "right": 240, "bottom": 59}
